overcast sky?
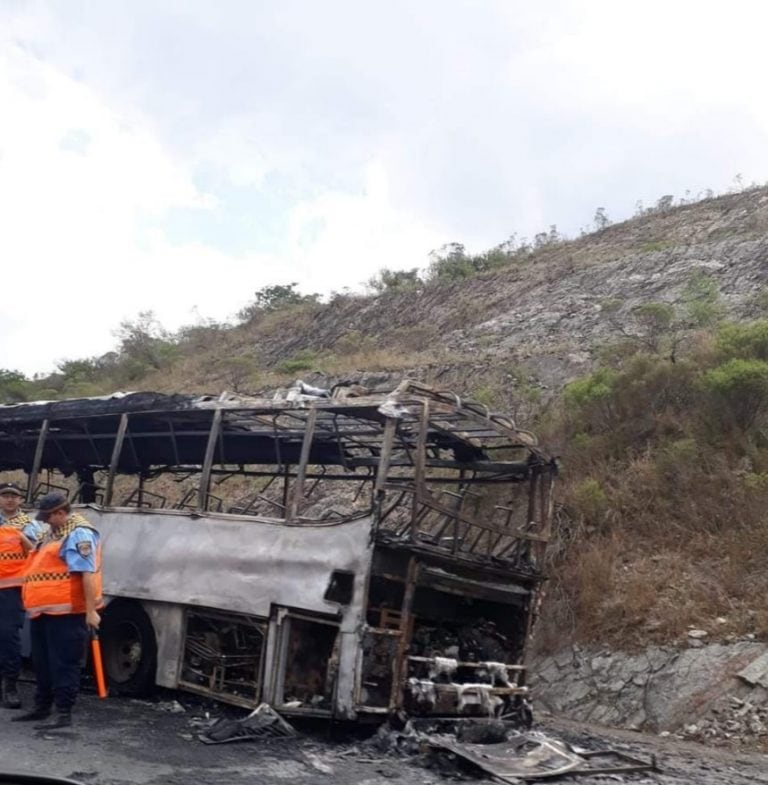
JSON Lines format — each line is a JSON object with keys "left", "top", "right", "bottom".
{"left": 2, "top": 0, "right": 768, "bottom": 375}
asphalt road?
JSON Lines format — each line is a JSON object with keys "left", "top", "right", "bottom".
{"left": 1, "top": 685, "right": 767, "bottom": 785}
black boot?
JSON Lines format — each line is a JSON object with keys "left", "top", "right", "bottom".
{"left": 35, "top": 711, "right": 72, "bottom": 730}
{"left": 1, "top": 677, "right": 21, "bottom": 709}
{"left": 11, "top": 705, "right": 51, "bottom": 722}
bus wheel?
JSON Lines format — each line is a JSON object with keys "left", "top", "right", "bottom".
{"left": 100, "top": 601, "right": 158, "bottom": 696}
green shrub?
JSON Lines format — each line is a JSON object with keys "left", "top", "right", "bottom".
{"left": 571, "top": 478, "right": 609, "bottom": 524}
{"left": 751, "top": 287, "right": 768, "bottom": 315}
{"left": 0, "top": 369, "right": 34, "bottom": 403}
{"left": 471, "top": 385, "right": 501, "bottom": 408}
{"left": 277, "top": 350, "right": 317, "bottom": 374}
{"left": 743, "top": 472, "right": 768, "bottom": 492}
{"left": 114, "top": 311, "right": 179, "bottom": 371}
{"left": 633, "top": 302, "right": 675, "bottom": 331}
{"left": 367, "top": 268, "right": 421, "bottom": 293}
{"left": 681, "top": 270, "right": 724, "bottom": 328}
{"left": 563, "top": 368, "right": 620, "bottom": 436}
{"left": 599, "top": 298, "right": 623, "bottom": 314}
{"left": 630, "top": 302, "right": 679, "bottom": 355}
{"left": 426, "top": 243, "right": 478, "bottom": 282}
{"left": 571, "top": 432, "right": 594, "bottom": 450}
{"left": 654, "top": 438, "right": 698, "bottom": 482}
{"left": 481, "top": 247, "right": 512, "bottom": 270}
{"left": 564, "top": 368, "right": 618, "bottom": 409}
{"left": 237, "top": 283, "right": 319, "bottom": 322}
{"left": 703, "top": 358, "right": 768, "bottom": 430}
{"left": 716, "top": 321, "right": 768, "bottom": 362}
{"left": 560, "top": 355, "right": 700, "bottom": 455}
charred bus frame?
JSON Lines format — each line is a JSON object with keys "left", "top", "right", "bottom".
{"left": 0, "top": 381, "right": 556, "bottom": 721}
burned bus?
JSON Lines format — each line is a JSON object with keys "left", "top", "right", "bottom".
{"left": 0, "top": 380, "right": 556, "bottom": 722}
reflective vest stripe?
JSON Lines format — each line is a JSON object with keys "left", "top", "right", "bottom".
{"left": 24, "top": 602, "right": 75, "bottom": 615}
{"left": 0, "top": 576, "right": 23, "bottom": 588}
{"left": 25, "top": 571, "right": 72, "bottom": 582}
{"left": 24, "top": 596, "right": 106, "bottom": 616}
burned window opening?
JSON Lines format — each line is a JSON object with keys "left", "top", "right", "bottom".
{"left": 180, "top": 610, "right": 266, "bottom": 705}
{"left": 360, "top": 630, "right": 400, "bottom": 708}
{"left": 122, "top": 487, "right": 168, "bottom": 509}
{"left": 366, "top": 575, "right": 406, "bottom": 628}
{"left": 409, "top": 588, "right": 528, "bottom": 665}
{"left": 410, "top": 609, "right": 527, "bottom": 665}
{"left": 324, "top": 570, "right": 355, "bottom": 605}
{"left": 277, "top": 616, "right": 339, "bottom": 712}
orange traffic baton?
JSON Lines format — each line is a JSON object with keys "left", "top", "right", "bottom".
{"left": 90, "top": 629, "right": 108, "bottom": 699}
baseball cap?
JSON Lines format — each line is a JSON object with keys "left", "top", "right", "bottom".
{"left": 0, "top": 482, "right": 25, "bottom": 497}
{"left": 36, "top": 491, "right": 69, "bottom": 521}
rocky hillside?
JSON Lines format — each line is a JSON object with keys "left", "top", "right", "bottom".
{"left": 131, "top": 187, "right": 768, "bottom": 401}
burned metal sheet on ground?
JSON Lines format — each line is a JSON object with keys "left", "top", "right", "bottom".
{"left": 428, "top": 733, "right": 581, "bottom": 780}
{"left": 427, "top": 731, "right": 658, "bottom": 781}
{"left": 199, "top": 703, "right": 296, "bottom": 744}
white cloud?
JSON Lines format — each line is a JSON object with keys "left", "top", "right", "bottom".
{"left": 509, "top": 1, "right": 768, "bottom": 119}
{"left": 0, "top": 31, "right": 442, "bottom": 376}
{"left": 286, "top": 161, "right": 446, "bottom": 292}
{"left": 0, "top": 39, "right": 215, "bottom": 373}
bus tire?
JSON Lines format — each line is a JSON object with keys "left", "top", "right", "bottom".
{"left": 100, "top": 600, "right": 157, "bottom": 697}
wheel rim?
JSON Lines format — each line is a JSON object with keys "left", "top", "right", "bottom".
{"left": 104, "top": 620, "right": 144, "bottom": 683}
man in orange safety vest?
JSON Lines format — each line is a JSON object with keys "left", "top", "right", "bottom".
{"left": 0, "top": 482, "right": 45, "bottom": 710}
{"left": 13, "top": 492, "right": 103, "bottom": 729}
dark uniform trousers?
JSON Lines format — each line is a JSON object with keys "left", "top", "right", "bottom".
{"left": 30, "top": 614, "right": 88, "bottom": 712}
{"left": 0, "top": 587, "right": 24, "bottom": 679}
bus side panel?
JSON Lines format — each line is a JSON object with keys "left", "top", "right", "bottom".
{"left": 91, "top": 509, "right": 376, "bottom": 714}
{"left": 90, "top": 508, "right": 375, "bottom": 619}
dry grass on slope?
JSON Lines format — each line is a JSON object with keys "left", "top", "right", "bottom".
{"left": 535, "top": 325, "right": 768, "bottom": 651}
{"left": 538, "top": 453, "right": 768, "bottom": 652}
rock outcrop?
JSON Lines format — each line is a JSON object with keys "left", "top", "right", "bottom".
{"left": 531, "top": 641, "right": 768, "bottom": 744}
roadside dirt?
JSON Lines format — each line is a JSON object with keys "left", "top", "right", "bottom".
{"left": 1, "top": 686, "right": 767, "bottom": 785}
{"left": 538, "top": 715, "right": 768, "bottom": 785}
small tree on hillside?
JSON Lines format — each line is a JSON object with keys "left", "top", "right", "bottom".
{"left": 114, "top": 311, "right": 177, "bottom": 371}
{"left": 0, "top": 370, "right": 32, "bottom": 404}
{"left": 681, "top": 270, "right": 725, "bottom": 328}
{"left": 367, "top": 267, "right": 421, "bottom": 293}
{"left": 237, "top": 283, "right": 319, "bottom": 322}
{"left": 704, "top": 359, "right": 768, "bottom": 432}
{"left": 606, "top": 272, "right": 725, "bottom": 363}
{"left": 716, "top": 320, "right": 768, "bottom": 362}
{"left": 212, "top": 356, "right": 259, "bottom": 393}
{"left": 427, "top": 243, "right": 476, "bottom": 281}
{"left": 606, "top": 302, "right": 687, "bottom": 363}
{"left": 533, "top": 225, "right": 561, "bottom": 249}
{"left": 593, "top": 207, "right": 611, "bottom": 231}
